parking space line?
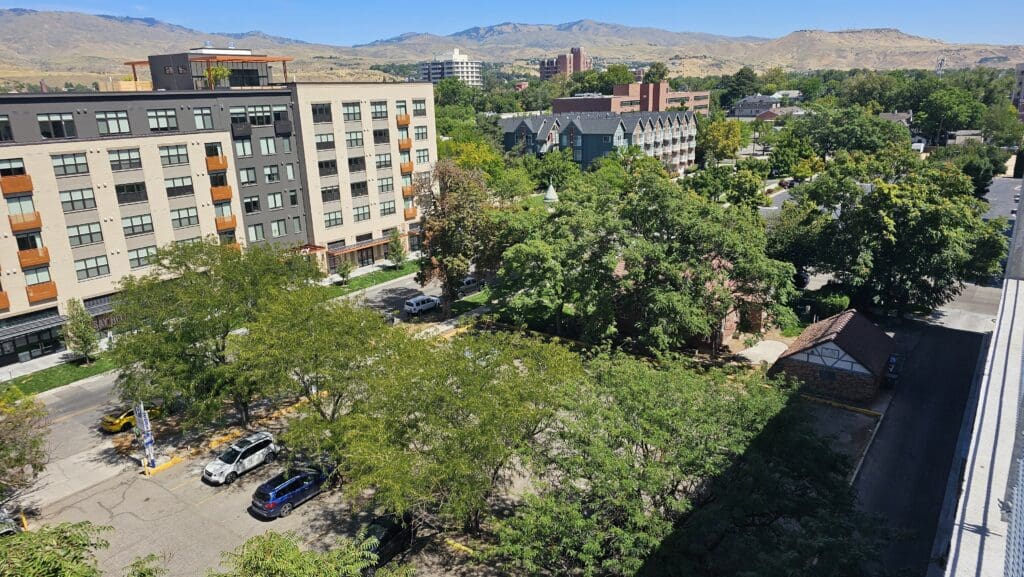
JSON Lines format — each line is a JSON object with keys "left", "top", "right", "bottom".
{"left": 166, "top": 477, "right": 195, "bottom": 492}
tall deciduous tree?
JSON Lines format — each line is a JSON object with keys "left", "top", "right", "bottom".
{"left": 62, "top": 298, "right": 99, "bottom": 364}
{"left": 696, "top": 117, "right": 744, "bottom": 164}
{"left": 0, "top": 522, "right": 109, "bottom": 577}
{"left": 0, "top": 384, "right": 47, "bottom": 501}
{"left": 981, "top": 102, "right": 1024, "bottom": 147}
{"left": 112, "top": 241, "right": 320, "bottom": 427}
{"left": 386, "top": 228, "right": 406, "bottom": 268}
{"left": 643, "top": 62, "right": 670, "bottom": 84}
{"left": 209, "top": 531, "right": 411, "bottom": 577}
{"left": 916, "top": 87, "right": 987, "bottom": 143}
{"left": 416, "top": 160, "right": 490, "bottom": 317}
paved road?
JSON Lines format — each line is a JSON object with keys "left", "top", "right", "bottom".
{"left": 984, "top": 176, "right": 1021, "bottom": 221}
{"left": 854, "top": 322, "right": 984, "bottom": 576}
{"left": 348, "top": 273, "right": 441, "bottom": 316}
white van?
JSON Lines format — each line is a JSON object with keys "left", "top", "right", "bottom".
{"left": 404, "top": 295, "right": 439, "bottom": 315}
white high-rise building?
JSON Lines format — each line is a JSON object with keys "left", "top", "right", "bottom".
{"left": 419, "top": 49, "right": 482, "bottom": 88}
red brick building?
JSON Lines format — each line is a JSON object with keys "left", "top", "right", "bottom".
{"left": 539, "top": 47, "right": 592, "bottom": 80}
{"left": 552, "top": 82, "right": 710, "bottom": 115}
{"left": 770, "top": 310, "right": 895, "bottom": 402}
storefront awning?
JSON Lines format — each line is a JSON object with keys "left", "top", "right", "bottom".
{"left": 0, "top": 315, "right": 65, "bottom": 341}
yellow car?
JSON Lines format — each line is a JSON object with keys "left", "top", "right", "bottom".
{"left": 100, "top": 406, "right": 161, "bottom": 434}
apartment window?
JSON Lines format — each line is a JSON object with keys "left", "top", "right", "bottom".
{"left": 67, "top": 222, "right": 103, "bottom": 247}
{"left": 288, "top": 189, "right": 298, "bottom": 206}
{"left": 230, "top": 107, "right": 247, "bottom": 125}
{"left": 96, "top": 111, "right": 130, "bottom": 135}
{"left": 273, "top": 105, "right": 288, "bottom": 122}
{"left": 380, "top": 200, "right": 396, "bottom": 216}
{"left": 345, "top": 131, "right": 364, "bottom": 148}
{"left": 292, "top": 216, "right": 303, "bottom": 233}
{"left": 122, "top": 214, "right": 154, "bottom": 236}
{"left": 324, "top": 211, "right": 343, "bottom": 228}
{"left": 270, "top": 219, "right": 287, "bottom": 238}
{"left": 115, "top": 184, "right": 150, "bottom": 208}
{"left": 243, "top": 195, "right": 261, "bottom": 214}
{"left": 318, "top": 159, "right": 338, "bottom": 177}
{"left": 159, "top": 145, "right": 189, "bottom": 166}
{"left": 400, "top": 151, "right": 411, "bottom": 164}
{"left": 6, "top": 196, "right": 34, "bottom": 216}
{"left": 147, "top": 109, "right": 178, "bottom": 132}
{"left": 0, "top": 159, "right": 25, "bottom": 176}
{"left": 165, "top": 176, "right": 194, "bottom": 197}
{"left": 109, "top": 148, "right": 141, "bottom": 171}
{"left": 25, "top": 266, "right": 51, "bottom": 286}
{"left": 413, "top": 99, "right": 427, "bottom": 117}
{"left": 259, "top": 137, "right": 276, "bottom": 156}
{"left": 351, "top": 181, "right": 368, "bottom": 197}
{"left": 59, "top": 188, "right": 96, "bottom": 212}
{"left": 38, "top": 113, "right": 76, "bottom": 139}
{"left": 321, "top": 186, "right": 341, "bottom": 202}
{"left": 210, "top": 172, "right": 228, "bottom": 187}
{"left": 311, "top": 103, "right": 332, "bottom": 123}
{"left": 267, "top": 192, "right": 283, "bottom": 210}
{"left": 194, "top": 107, "right": 214, "bottom": 130}
{"left": 128, "top": 246, "right": 157, "bottom": 269}
{"left": 239, "top": 167, "right": 257, "bottom": 186}
{"left": 414, "top": 126, "right": 428, "bottom": 141}
{"left": 353, "top": 205, "right": 370, "bottom": 222}
{"left": 247, "top": 105, "right": 272, "bottom": 126}
{"left": 281, "top": 138, "right": 292, "bottom": 154}
{"left": 0, "top": 115, "right": 11, "bottom": 142}
{"left": 315, "top": 133, "right": 335, "bottom": 150}
{"left": 342, "top": 102, "right": 361, "bottom": 121}
{"left": 370, "top": 101, "right": 388, "bottom": 120}
{"left": 52, "top": 153, "right": 89, "bottom": 176}
{"left": 398, "top": 127, "right": 409, "bottom": 140}
{"left": 75, "top": 256, "right": 110, "bottom": 280}
{"left": 378, "top": 177, "right": 394, "bottom": 193}
{"left": 348, "top": 157, "right": 366, "bottom": 173}
{"left": 264, "top": 166, "right": 280, "bottom": 183}
{"left": 171, "top": 207, "right": 199, "bottom": 229}
{"left": 214, "top": 202, "right": 232, "bottom": 217}
{"left": 396, "top": 101, "right": 407, "bottom": 116}
{"left": 285, "top": 164, "right": 295, "bottom": 181}
{"left": 247, "top": 224, "right": 265, "bottom": 242}
{"left": 234, "top": 138, "right": 252, "bottom": 157}
{"left": 373, "top": 129, "right": 390, "bottom": 144}
{"left": 375, "top": 153, "right": 392, "bottom": 169}
{"left": 416, "top": 148, "right": 430, "bottom": 163}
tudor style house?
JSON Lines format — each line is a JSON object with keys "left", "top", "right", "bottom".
{"left": 770, "top": 309, "right": 896, "bottom": 402}
{"left": 500, "top": 110, "right": 697, "bottom": 176}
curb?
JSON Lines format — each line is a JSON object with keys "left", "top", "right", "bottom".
{"left": 143, "top": 455, "right": 184, "bottom": 477}
{"left": 31, "top": 369, "right": 119, "bottom": 401}
{"left": 799, "top": 393, "right": 883, "bottom": 418}
{"left": 337, "top": 271, "right": 419, "bottom": 302}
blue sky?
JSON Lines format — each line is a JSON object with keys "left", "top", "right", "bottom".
{"left": 5, "top": 0, "right": 1020, "bottom": 45}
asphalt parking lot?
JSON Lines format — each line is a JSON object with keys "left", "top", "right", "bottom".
{"left": 39, "top": 447, "right": 361, "bottom": 576}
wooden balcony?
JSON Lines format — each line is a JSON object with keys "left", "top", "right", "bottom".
{"left": 0, "top": 291, "right": 9, "bottom": 310}
{"left": 402, "top": 185, "right": 415, "bottom": 199}
{"left": 9, "top": 212, "right": 41, "bottom": 233}
{"left": 400, "top": 161, "right": 414, "bottom": 174}
{"left": 210, "top": 185, "right": 233, "bottom": 203}
{"left": 404, "top": 207, "right": 418, "bottom": 220}
{"left": 215, "top": 215, "right": 237, "bottom": 232}
{"left": 0, "top": 174, "right": 33, "bottom": 196}
{"left": 26, "top": 281, "right": 57, "bottom": 304}
{"left": 18, "top": 246, "right": 49, "bottom": 269}
{"left": 205, "top": 155, "right": 228, "bottom": 172}
{"left": 398, "top": 138, "right": 412, "bottom": 151}
{"left": 396, "top": 114, "right": 411, "bottom": 127}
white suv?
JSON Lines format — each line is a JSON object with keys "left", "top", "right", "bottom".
{"left": 202, "top": 431, "right": 278, "bottom": 485}
{"left": 403, "top": 295, "right": 439, "bottom": 315}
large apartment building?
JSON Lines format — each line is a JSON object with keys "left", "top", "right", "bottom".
{"left": 538, "top": 47, "right": 592, "bottom": 81}
{"left": 501, "top": 110, "right": 697, "bottom": 176}
{"left": 552, "top": 82, "right": 711, "bottom": 115}
{"left": 419, "top": 49, "right": 483, "bottom": 88}
{"left": 0, "top": 48, "right": 435, "bottom": 367}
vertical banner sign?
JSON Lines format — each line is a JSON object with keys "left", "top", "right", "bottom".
{"left": 134, "top": 401, "right": 156, "bottom": 468}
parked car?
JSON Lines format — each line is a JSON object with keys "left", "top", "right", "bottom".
{"left": 365, "top": 514, "right": 414, "bottom": 570}
{"left": 203, "top": 431, "right": 278, "bottom": 485}
{"left": 250, "top": 467, "right": 329, "bottom": 519}
{"left": 403, "top": 295, "right": 439, "bottom": 315}
{"left": 455, "top": 276, "right": 485, "bottom": 298}
{"left": 100, "top": 405, "right": 162, "bottom": 433}
{"left": 0, "top": 508, "right": 21, "bottom": 537}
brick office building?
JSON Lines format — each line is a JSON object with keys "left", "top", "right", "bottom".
{"left": 538, "top": 47, "right": 592, "bottom": 80}
{"left": 552, "top": 82, "right": 710, "bottom": 115}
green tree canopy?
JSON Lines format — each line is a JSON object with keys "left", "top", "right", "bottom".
{"left": 0, "top": 384, "right": 47, "bottom": 501}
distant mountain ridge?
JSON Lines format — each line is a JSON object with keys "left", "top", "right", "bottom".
{"left": 0, "top": 9, "right": 1022, "bottom": 86}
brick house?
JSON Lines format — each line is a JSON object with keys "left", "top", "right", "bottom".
{"left": 770, "top": 310, "right": 895, "bottom": 402}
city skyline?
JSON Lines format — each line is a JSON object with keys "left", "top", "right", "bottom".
{"left": 2, "top": 0, "right": 1021, "bottom": 46}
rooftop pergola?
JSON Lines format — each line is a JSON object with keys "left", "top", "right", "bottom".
{"left": 123, "top": 54, "right": 295, "bottom": 86}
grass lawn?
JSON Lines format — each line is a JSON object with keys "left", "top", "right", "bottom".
{"left": 450, "top": 287, "right": 491, "bottom": 317}
{"left": 5, "top": 354, "right": 117, "bottom": 395}
{"left": 322, "top": 261, "right": 419, "bottom": 299}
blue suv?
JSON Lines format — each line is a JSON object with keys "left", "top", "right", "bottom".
{"left": 251, "top": 468, "right": 329, "bottom": 519}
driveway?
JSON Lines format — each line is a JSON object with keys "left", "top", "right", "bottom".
{"left": 853, "top": 322, "right": 984, "bottom": 576}
{"left": 348, "top": 274, "right": 441, "bottom": 316}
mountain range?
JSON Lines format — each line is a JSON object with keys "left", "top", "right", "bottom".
{"left": 1, "top": 8, "right": 1022, "bottom": 86}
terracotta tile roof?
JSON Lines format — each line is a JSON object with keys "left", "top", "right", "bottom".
{"left": 778, "top": 309, "right": 895, "bottom": 376}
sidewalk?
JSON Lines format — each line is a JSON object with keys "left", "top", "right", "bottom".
{"left": 0, "top": 336, "right": 112, "bottom": 384}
